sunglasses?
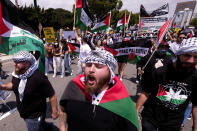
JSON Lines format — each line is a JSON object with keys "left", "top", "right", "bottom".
{"left": 179, "top": 37, "right": 185, "bottom": 39}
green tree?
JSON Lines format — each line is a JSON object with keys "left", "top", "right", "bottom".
{"left": 190, "top": 18, "right": 197, "bottom": 29}
{"left": 19, "top": 6, "right": 73, "bottom": 31}
{"left": 88, "top": 0, "right": 123, "bottom": 21}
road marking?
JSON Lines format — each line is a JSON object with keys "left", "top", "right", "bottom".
{"left": 0, "top": 107, "right": 17, "bottom": 120}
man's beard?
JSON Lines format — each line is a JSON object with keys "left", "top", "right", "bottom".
{"left": 176, "top": 57, "right": 196, "bottom": 74}
{"left": 84, "top": 73, "right": 110, "bottom": 95}
{"left": 15, "top": 66, "right": 27, "bottom": 75}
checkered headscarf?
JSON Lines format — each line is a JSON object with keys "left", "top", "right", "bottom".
{"left": 13, "top": 51, "right": 36, "bottom": 65}
{"left": 176, "top": 37, "right": 197, "bottom": 55}
{"left": 85, "top": 50, "right": 117, "bottom": 82}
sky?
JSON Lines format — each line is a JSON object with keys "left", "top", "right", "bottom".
{"left": 10, "top": 0, "right": 197, "bottom": 17}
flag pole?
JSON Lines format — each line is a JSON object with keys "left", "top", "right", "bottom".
{"left": 123, "top": 11, "right": 126, "bottom": 37}
{"left": 73, "top": 0, "right": 76, "bottom": 29}
{"left": 109, "top": 11, "right": 111, "bottom": 28}
{"left": 127, "top": 12, "right": 131, "bottom": 30}
{"left": 15, "top": 0, "right": 19, "bottom": 8}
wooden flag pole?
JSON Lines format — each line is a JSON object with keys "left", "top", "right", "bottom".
{"left": 123, "top": 11, "right": 126, "bottom": 37}
{"left": 15, "top": 0, "right": 19, "bottom": 8}
{"left": 73, "top": 0, "right": 76, "bottom": 29}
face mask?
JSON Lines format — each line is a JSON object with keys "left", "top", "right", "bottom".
{"left": 157, "top": 49, "right": 167, "bottom": 55}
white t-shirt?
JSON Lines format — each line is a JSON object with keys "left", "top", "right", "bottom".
{"left": 79, "top": 42, "right": 91, "bottom": 63}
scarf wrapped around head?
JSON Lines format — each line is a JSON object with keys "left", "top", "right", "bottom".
{"left": 176, "top": 37, "right": 197, "bottom": 55}
{"left": 85, "top": 50, "right": 117, "bottom": 83}
{"left": 12, "top": 51, "right": 38, "bottom": 101}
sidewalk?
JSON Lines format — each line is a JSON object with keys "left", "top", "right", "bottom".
{"left": 0, "top": 53, "right": 13, "bottom": 63}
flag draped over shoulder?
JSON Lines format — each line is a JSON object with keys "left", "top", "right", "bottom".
{"left": 72, "top": 74, "right": 140, "bottom": 131}
{"left": 0, "top": 0, "right": 45, "bottom": 72}
{"left": 76, "top": 0, "right": 93, "bottom": 31}
{"left": 90, "top": 12, "right": 111, "bottom": 32}
{"left": 116, "top": 12, "right": 126, "bottom": 32}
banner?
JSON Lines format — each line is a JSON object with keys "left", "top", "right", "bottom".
{"left": 137, "top": 17, "right": 168, "bottom": 38}
{"left": 62, "top": 31, "right": 75, "bottom": 39}
{"left": 115, "top": 47, "right": 148, "bottom": 57}
{"left": 43, "top": 27, "right": 56, "bottom": 43}
{"left": 138, "top": 4, "right": 169, "bottom": 38}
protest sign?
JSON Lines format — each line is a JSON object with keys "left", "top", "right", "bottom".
{"left": 62, "top": 31, "right": 75, "bottom": 39}
{"left": 43, "top": 27, "right": 56, "bottom": 43}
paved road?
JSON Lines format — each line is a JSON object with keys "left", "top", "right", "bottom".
{"left": 0, "top": 59, "right": 193, "bottom": 131}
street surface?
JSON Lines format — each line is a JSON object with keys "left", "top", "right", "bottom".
{"left": 0, "top": 59, "right": 193, "bottom": 131}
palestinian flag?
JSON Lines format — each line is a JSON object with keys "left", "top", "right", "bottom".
{"left": 76, "top": 0, "right": 93, "bottom": 31}
{"left": 138, "top": 18, "right": 144, "bottom": 31}
{"left": 157, "top": 85, "right": 187, "bottom": 105}
{"left": 0, "top": 0, "right": 45, "bottom": 72}
{"left": 129, "top": 53, "right": 142, "bottom": 64}
{"left": 90, "top": 12, "right": 111, "bottom": 32}
{"left": 116, "top": 12, "right": 126, "bottom": 32}
{"left": 67, "top": 42, "right": 80, "bottom": 53}
{"left": 69, "top": 74, "right": 140, "bottom": 130}
{"left": 157, "top": 18, "right": 172, "bottom": 43}
{"left": 125, "top": 12, "right": 131, "bottom": 29}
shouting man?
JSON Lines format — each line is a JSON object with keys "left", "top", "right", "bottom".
{"left": 59, "top": 50, "right": 139, "bottom": 131}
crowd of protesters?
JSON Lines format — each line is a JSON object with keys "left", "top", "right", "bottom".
{"left": 0, "top": 24, "right": 197, "bottom": 131}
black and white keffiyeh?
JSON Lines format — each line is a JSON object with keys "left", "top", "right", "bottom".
{"left": 12, "top": 51, "right": 38, "bottom": 101}
{"left": 85, "top": 50, "right": 117, "bottom": 82}
{"left": 176, "top": 37, "right": 197, "bottom": 55}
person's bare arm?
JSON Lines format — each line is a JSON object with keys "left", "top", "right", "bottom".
{"left": 150, "top": 39, "right": 157, "bottom": 50}
{"left": 49, "top": 94, "right": 59, "bottom": 120}
{"left": 137, "top": 67, "right": 144, "bottom": 76}
{"left": 59, "top": 106, "right": 67, "bottom": 131}
{"left": 73, "top": 27, "right": 80, "bottom": 43}
{"left": 193, "top": 105, "right": 197, "bottom": 131}
{"left": 167, "top": 31, "right": 173, "bottom": 41}
{"left": 136, "top": 91, "right": 150, "bottom": 113}
{"left": 136, "top": 92, "right": 150, "bottom": 122}
{"left": 0, "top": 82, "right": 13, "bottom": 91}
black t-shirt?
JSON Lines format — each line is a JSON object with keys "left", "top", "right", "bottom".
{"left": 137, "top": 51, "right": 172, "bottom": 73}
{"left": 12, "top": 69, "right": 55, "bottom": 119}
{"left": 141, "top": 63, "right": 197, "bottom": 128}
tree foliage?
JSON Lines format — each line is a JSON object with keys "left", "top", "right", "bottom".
{"left": 88, "top": 0, "right": 123, "bottom": 20}
{"left": 18, "top": 0, "right": 140, "bottom": 33}
{"left": 19, "top": 5, "right": 73, "bottom": 32}
{"left": 190, "top": 18, "right": 197, "bottom": 29}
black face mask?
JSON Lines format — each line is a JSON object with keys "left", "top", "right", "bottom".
{"left": 155, "top": 49, "right": 167, "bottom": 58}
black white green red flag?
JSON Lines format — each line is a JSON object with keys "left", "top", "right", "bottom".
{"left": 90, "top": 12, "right": 111, "bottom": 32}
{"left": 76, "top": 0, "right": 93, "bottom": 31}
{"left": 116, "top": 12, "right": 126, "bottom": 32}
{"left": 125, "top": 12, "right": 131, "bottom": 29}
{"left": 72, "top": 74, "right": 140, "bottom": 131}
{"left": 157, "top": 18, "right": 172, "bottom": 43}
{"left": 0, "top": 0, "right": 45, "bottom": 72}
